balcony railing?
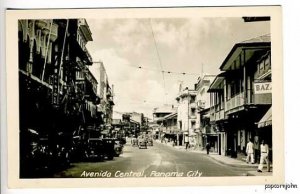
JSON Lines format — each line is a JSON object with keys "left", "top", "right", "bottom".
{"left": 210, "top": 109, "right": 225, "bottom": 122}
{"left": 215, "top": 109, "right": 225, "bottom": 121}
{"left": 83, "top": 47, "right": 93, "bottom": 64}
{"left": 225, "top": 92, "right": 245, "bottom": 112}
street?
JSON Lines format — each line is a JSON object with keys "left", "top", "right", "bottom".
{"left": 54, "top": 141, "right": 252, "bottom": 178}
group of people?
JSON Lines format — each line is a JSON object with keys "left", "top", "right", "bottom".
{"left": 246, "top": 138, "right": 271, "bottom": 173}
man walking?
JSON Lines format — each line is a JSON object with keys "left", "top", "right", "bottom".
{"left": 246, "top": 138, "right": 254, "bottom": 164}
{"left": 257, "top": 139, "right": 270, "bottom": 172}
{"left": 205, "top": 142, "right": 210, "bottom": 155}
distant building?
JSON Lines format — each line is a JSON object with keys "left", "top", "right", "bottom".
{"left": 195, "top": 74, "right": 216, "bottom": 149}
{"left": 153, "top": 104, "right": 176, "bottom": 122}
{"left": 97, "top": 61, "right": 114, "bottom": 131}
{"left": 176, "top": 87, "right": 197, "bottom": 146}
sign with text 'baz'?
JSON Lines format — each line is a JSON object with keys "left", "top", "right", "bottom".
{"left": 254, "top": 82, "right": 272, "bottom": 94}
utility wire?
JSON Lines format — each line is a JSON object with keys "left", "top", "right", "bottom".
{"left": 128, "top": 62, "right": 201, "bottom": 76}
{"left": 149, "top": 19, "right": 167, "bottom": 103}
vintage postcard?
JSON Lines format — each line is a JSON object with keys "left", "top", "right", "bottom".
{"left": 6, "top": 6, "right": 283, "bottom": 188}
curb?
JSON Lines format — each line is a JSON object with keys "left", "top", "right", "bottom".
{"left": 155, "top": 141, "right": 258, "bottom": 169}
{"left": 208, "top": 155, "right": 258, "bottom": 169}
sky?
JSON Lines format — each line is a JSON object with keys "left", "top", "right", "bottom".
{"left": 85, "top": 18, "right": 270, "bottom": 118}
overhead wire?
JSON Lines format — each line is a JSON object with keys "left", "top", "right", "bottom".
{"left": 149, "top": 18, "right": 167, "bottom": 103}
{"left": 124, "top": 62, "right": 201, "bottom": 76}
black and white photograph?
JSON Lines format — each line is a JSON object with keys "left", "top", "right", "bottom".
{"left": 5, "top": 6, "right": 283, "bottom": 187}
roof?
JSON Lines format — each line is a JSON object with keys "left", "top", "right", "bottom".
{"left": 112, "top": 119, "right": 122, "bottom": 125}
{"left": 241, "top": 34, "right": 271, "bottom": 44}
{"left": 129, "top": 119, "right": 140, "bottom": 125}
{"left": 207, "top": 72, "right": 226, "bottom": 92}
{"left": 157, "top": 112, "right": 178, "bottom": 122}
{"left": 153, "top": 105, "right": 175, "bottom": 114}
{"left": 220, "top": 34, "right": 271, "bottom": 71}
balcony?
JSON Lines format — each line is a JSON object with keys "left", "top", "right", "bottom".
{"left": 225, "top": 92, "right": 245, "bottom": 113}
{"left": 210, "top": 103, "right": 225, "bottom": 122}
{"left": 35, "top": 20, "right": 58, "bottom": 42}
{"left": 78, "top": 19, "right": 93, "bottom": 41}
{"left": 74, "top": 35, "right": 93, "bottom": 65}
{"left": 215, "top": 109, "right": 225, "bottom": 121}
{"left": 82, "top": 46, "right": 93, "bottom": 65}
{"left": 189, "top": 102, "right": 196, "bottom": 108}
{"left": 189, "top": 114, "right": 197, "bottom": 119}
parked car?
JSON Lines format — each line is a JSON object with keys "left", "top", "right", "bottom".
{"left": 114, "top": 139, "right": 123, "bottom": 157}
{"left": 102, "top": 138, "right": 115, "bottom": 160}
{"left": 85, "top": 138, "right": 104, "bottom": 161}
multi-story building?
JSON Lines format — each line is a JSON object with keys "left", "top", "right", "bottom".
{"left": 195, "top": 74, "right": 216, "bottom": 149}
{"left": 207, "top": 73, "right": 227, "bottom": 155}
{"left": 157, "top": 112, "right": 179, "bottom": 145}
{"left": 176, "top": 87, "right": 197, "bottom": 146}
{"left": 97, "top": 61, "right": 114, "bottom": 134}
{"left": 18, "top": 19, "right": 99, "bottom": 176}
{"left": 152, "top": 105, "right": 176, "bottom": 140}
{"left": 208, "top": 34, "right": 271, "bottom": 158}
{"left": 153, "top": 104, "right": 175, "bottom": 122}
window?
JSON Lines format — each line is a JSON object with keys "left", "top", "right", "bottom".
{"left": 191, "top": 121, "right": 196, "bottom": 129}
{"left": 190, "top": 96, "right": 196, "bottom": 103}
{"left": 191, "top": 108, "right": 196, "bottom": 116}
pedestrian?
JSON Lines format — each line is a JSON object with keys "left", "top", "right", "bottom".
{"left": 246, "top": 138, "right": 254, "bottom": 164}
{"left": 257, "top": 139, "right": 270, "bottom": 172}
{"left": 205, "top": 142, "right": 210, "bottom": 155}
{"left": 185, "top": 141, "right": 190, "bottom": 150}
{"left": 253, "top": 136, "right": 260, "bottom": 164}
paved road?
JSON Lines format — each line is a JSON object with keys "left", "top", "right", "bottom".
{"left": 54, "top": 141, "right": 252, "bottom": 178}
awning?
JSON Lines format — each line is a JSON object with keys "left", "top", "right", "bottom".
{"left": 258, "top": 107, "right": 272, "bottom": 128}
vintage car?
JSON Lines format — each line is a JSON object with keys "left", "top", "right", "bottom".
{"left": 131, "top": 137, "right": 138, "bottom": 147}
{"left": 146, "top": 137, "right": 154, "bottom": 146}
{"left": 138, "top": 137, "right": 147, "bottom": 149}
{"left": 102, "top": 138, "right": 115, "bottom": 160}
{"left": 85, "top": 138, "right": 104, "bottom": 161}
{"left": 114, "top": 139, "right": 123, "bottom": 157}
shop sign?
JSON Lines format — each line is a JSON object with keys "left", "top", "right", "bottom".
{"left": 254, "top": 82, "right": 272, "bottom": 94}
{"left": 52, "top": 61, "right": 60, "bottom": 107}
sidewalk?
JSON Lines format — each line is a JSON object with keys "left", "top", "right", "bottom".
{"left": 155, "top": 140, "right": 272, "bottom": 176}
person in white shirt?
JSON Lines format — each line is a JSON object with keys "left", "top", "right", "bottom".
{"left": 246, "top": 138, "right": 254, "bottom": 164}
{"left": 257, "top": 139, "right": 270, "bottom": 172}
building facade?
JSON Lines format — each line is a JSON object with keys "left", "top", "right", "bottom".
{"left": 176, "top": 87, "right": 197, "bottom": 146}
{"left": 208, "top": 34, "right": 272, "bottom": 158}
{"left": 18, "top": 19, "right": 100, "bottom": 176}
{"left": 97, "top": 61, "right": 114, "bottom": 135}
{"left": 195, "top": 74, "right": 216, "bottom": 149}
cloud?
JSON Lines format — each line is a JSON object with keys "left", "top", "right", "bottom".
{"left": 86, "top": 18, "right": 270, "bottom": 117}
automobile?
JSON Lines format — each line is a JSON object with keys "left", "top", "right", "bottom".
{"left": 114, "top": 139, "right": 123, "bottom": 157}
{"left": 131, "top": 137, "right": 138, "bottom": 147}
{"left": 102, "top": 138, "right": 115, "bottom": 160}
{"left": 138, "top": 137, "right": 147, "bottom": 149}
{"left": 85, "top": 138, "right": 104, "bottom": 161}
{"left": 146, "top": 138, "right": 154, "bottom": 146}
